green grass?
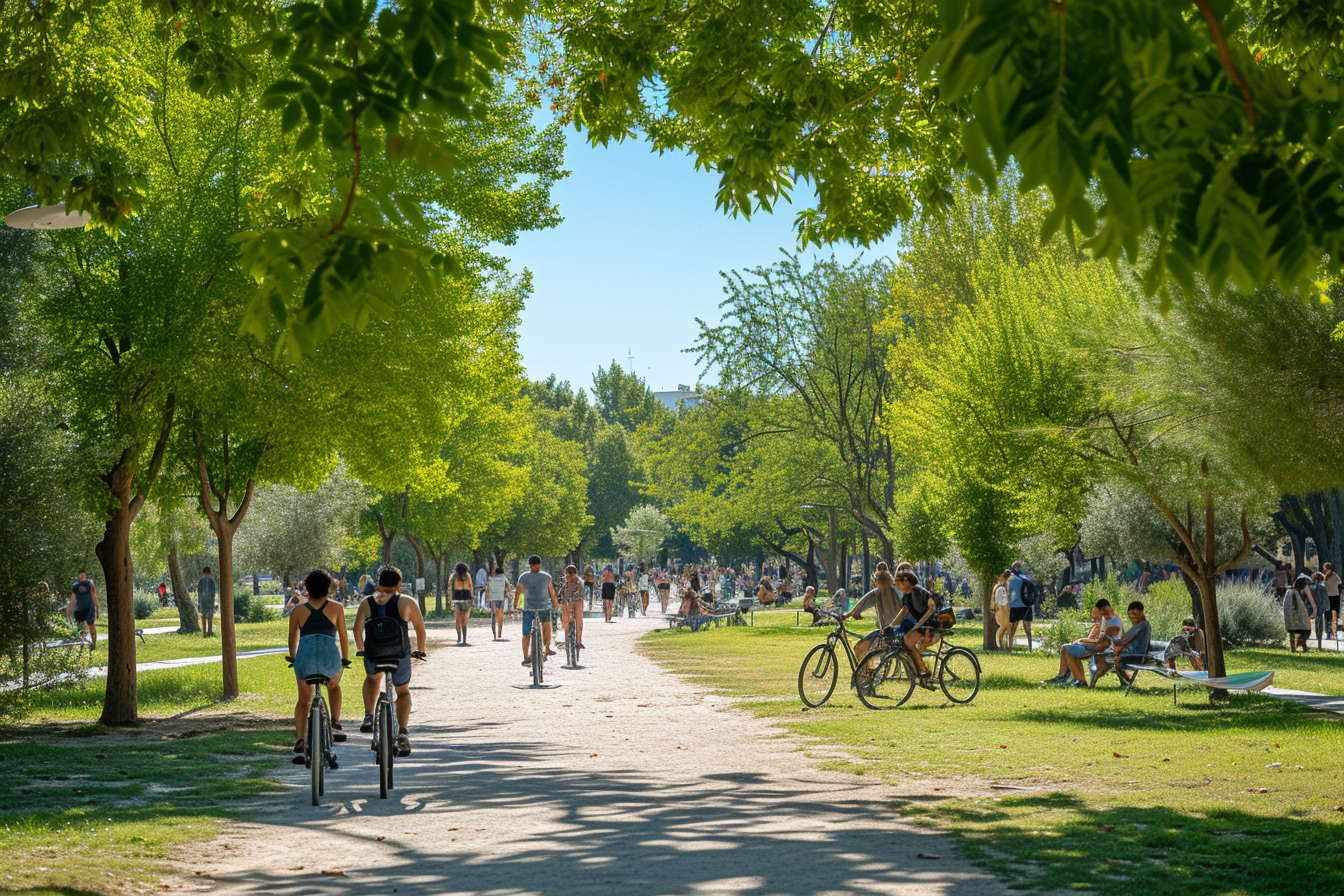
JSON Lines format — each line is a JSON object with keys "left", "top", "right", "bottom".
{"left": 0, "top": 727, "right": 290, "bottom": 893}
{"left": 642, "top": 624, "right": 1344, "bottom": 894}
{"left": 63, "top": 619, "right": 292, "bottom": 668}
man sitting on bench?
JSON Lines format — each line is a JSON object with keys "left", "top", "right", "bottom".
{"left": 1094, "top": 600, "right": 1151, "bottom": 686}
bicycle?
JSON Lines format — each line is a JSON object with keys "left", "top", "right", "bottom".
{"left": 361, "top": 649, "right": 427, "bottom": 800}
{"left": 856, "top": 619, "right": 982, "bottom": 709}
{"left": 562, "top": 607, "right": 581, "bottom": 668}
{"left": 285, "top": 656, "right": 349, "bottom": 806}
{"left": 797, "top": 611, "right": 876, "bottom": 707}
{"left": 529, "top": 615, "right": 545, "bottom": 685}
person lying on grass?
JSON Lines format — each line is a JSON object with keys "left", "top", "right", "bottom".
{"left": 1093, "top": 601, "right": 1150, "bottom": 687}
{"left": 1043, "top": 599, "right": 1122, "bottom": 688}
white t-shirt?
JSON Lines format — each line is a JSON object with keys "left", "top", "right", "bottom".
{"left": 1102, "top": 613, "right": 1124, "bottom": 644}
{"left": 486, "top": 574, "right": 509, "bottom": 603}
{"left": 639, "top": 574, "right": 650, "bottom": 590}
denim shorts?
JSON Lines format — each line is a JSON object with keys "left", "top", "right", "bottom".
{"left": 294, "top": 634, "right": 343, "bottom": 681}
{"left": 1065, "top": 643, "right": 1100, "bottom": 659}
{"left": 522, "top": 608, "right": 552, "bottom": 637}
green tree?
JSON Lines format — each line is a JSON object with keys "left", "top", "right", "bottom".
{"left": 610, "top": 504, "right": 674, "bottom": 563}
{"left": 540, "top": 0, "right": 1344, "bottom": 299}
{"left": 481, "top": 424, "right": 592, "bottom": 563}
{"left": 234, "top": 468, "right": 368, "bottom": 587}
{"left": 591, "top": 362, "right": 670, "bottom": 432}
{"left": 2, "top": 0, "right": 544, "bottom": 351}
{"left": 586, "top": 425, "right": 642, "bottom": 558}
{"left": 129, "top": 500, "right": 210, "bottom": 634}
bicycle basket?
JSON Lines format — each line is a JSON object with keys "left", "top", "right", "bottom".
{"left": 933, "top": 609, "right": 956, "bottom": 630}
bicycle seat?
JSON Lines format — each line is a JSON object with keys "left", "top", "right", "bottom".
{"left": 373, "top": 662, "right": 402, "bottom": 672}
{"left": 304, "top": 674, "right": 330, "bottom": 685}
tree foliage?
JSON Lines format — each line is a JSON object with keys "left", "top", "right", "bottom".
{"left": 610, "top": 504, "right": 673, "bottom": 562}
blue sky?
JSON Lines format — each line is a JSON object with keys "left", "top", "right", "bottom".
{"left": 501, "top": 130, "right": 901, "bottom": 395}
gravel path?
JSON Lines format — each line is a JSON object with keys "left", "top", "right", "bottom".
{"left": 181, "top": 615, "right": 1010, "bottom": 896}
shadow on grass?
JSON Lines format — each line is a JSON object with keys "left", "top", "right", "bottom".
{"left": 900, "top": 791, "right": 1344, "bottom": 894}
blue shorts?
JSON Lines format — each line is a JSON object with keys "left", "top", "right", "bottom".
{"left": 894, "top": 617, "right": 916, "bottom": 636}
{"left": 74, "top": 606, "right": 96, "bottom": 625}
{"left": 294, "top": 634, "right": 343, "bottom": 682}
{"left": 522, "top": 608, "right": 552, "bottom": 637}
{"left": 364, "top": 655, "right": 412, "bottom": 687}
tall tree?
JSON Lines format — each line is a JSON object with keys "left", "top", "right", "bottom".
{"left": 540, "top": 0, "right": 1344, "bottom": 300}
{"left": 591, "top": 362, "right": 670, "bottom": 432}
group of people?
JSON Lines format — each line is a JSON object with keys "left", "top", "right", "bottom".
{"left": 1283, "top": 565, "right": 1340, "bottom": 652}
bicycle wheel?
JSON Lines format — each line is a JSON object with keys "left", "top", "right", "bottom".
{"left": 938, "top": 646, "right": 982, "bottom": 704}
{"left": 309, "top": 700, "right": 323, "bottom": 806}
{"left": 856, "top": 649, "right": 916, "bottom": 710}
{"left": 798, "top": 644, "right": 838, "bottom": 708}
{"left": 531, "top": 628, "right": 543, "bottom": 685}
{"left": 377, "top": 700, "right": 392, "bottom": 799}
{"left": 567, "top": 619, "right": 578, "bottom": 666}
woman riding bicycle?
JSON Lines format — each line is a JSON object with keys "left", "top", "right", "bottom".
{"left": 288, "top": 568, "right": 350, "bottom": 763}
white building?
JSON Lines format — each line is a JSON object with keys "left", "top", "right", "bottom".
{"left": 654, "top": 387, "right": 702, "bottom": 412}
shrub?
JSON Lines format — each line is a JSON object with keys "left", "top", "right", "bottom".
{"left": 133, "top": 594, "right": 159, "bottom": 620}
{"left": 1142, "top": 578, "right": 1193, "bottom": 640}
{"left": 1042, "top": 608, "right": 1089, "bottom": 652}
{"left": 231, "top": 590, "right": 252, "bottom": 623}
{"left": 1216, "top": 584, "right": 1284, "bottom": 647}
{"left": 247, "top": 601, "right": 276, "bottom": 624}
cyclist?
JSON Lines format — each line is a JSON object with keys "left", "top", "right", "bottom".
{"left": 354, "top": 567, "right": 427, "bottom": 757}
{"left": 890, "top": 569, "right": 944, "bottom": 681}
{"left": 486, "top": 563, "right": 510, "bottom": 637}
{"left": 582, "top": 565, "right": 595, "bottom": 608}
{"left": 67, "top": 570, "right": 99, "bottom": 648}
{"left": 288, "top": 568, "right": 349, "bottom": 764}
{"left": 600, "top": 565, "right": 616, "bottom": 622}
{"left": 847, "top": 564, "right": 901, "bottom": 664}
{"left": 558, "top": 564, "right": 586, "bottom": 651}
{"left": 516, "top": 555, "right": 560, "bottom": 664}
{"left": 451, "top": 561, "right": 474, "bottom": 646}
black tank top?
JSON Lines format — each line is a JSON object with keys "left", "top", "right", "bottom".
{"left": 452, "top": 581, "right": 472, "bottom": 601}
{"left": 299, "top": 599, "right": 337, "bottom": 636}
{"left": 368, "top": 592, "right": 408, "bottom": 636}
{"left": 602, "top": 581, "right": 616, "bottom": 599}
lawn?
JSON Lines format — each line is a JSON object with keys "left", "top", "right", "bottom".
{"left": 0, "top": 657, "right": 301, "bottom": 893}
{"left": 642, "top": 621, "right": 1344, "bottom": 895}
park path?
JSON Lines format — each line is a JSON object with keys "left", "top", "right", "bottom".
{"left": 177, "top": 615, "right": 1012, "bottom": 896}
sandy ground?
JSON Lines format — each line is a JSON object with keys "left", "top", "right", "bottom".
{"left": 176, "top": 614, "right": 1012, "bottom": 896}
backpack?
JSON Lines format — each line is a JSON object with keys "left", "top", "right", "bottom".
{"left": 1018, "top": 575, "right": 1039, "bottom": 607}
{"left": 363, "top": 612, "right": 409, "bottom": 662}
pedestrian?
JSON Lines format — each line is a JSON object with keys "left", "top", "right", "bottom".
{"left": 474, "top": 563, "right": 488, "bottom": 610}
{"left": 1284, "top": 574, "right": 1315, "bottom": 652}
{"left": 487, "top": 563, "right": 510, "bottom": 640}
{"left": 1006, "top": 561, "right": 1036, "bottom": 651}
{"left": 67, "top": 570, "right": 99, "bottom": 648}
{"left": 1312, "top": 571, "right": 1330, "bottom": 649}
{"left": 157, "top": 579, "right": 168, "bottom": 607}
{"left": 1323, "top": 561, "right": 1341, "bottom": 640}
{"left": 451, "top": 562, "right": 474, "bottom": 646}
{"left": 993, "top": 569, "right": 1012, "bottom": 649}
{"left": 197, "top": 566, "right": 217, "bottom": 638}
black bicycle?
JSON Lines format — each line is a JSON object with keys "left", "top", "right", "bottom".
{"left": 530, "top": 616, "right": 545, "bottom": 685}
{"left": 563, "top": 609, "right": 581, "bottom": 668}
{"left": 286, "top": 656, "right": 349, "bottom": 806}
{"left": 856, "top": 619, "right": 982, "bottom": 709}
{"left": 797, "top": 611, "right": 874, "bottom": 707}
{"left": 362, "top": 649, "right": 427, "bottom": 799}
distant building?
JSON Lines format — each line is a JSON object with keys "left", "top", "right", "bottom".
{"left": 654, "top": 386, "right": 702, "bottom": 412}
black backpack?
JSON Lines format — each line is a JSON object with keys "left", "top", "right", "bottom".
{"left": 1019, "top": 575, "right": 1039, "bottom": 607}
{"left": 363, "top": 612, "right": 409, "bottom": 662}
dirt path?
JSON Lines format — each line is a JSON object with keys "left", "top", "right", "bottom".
{"left": 180, "top": 615, "right": 1011, "bottom": 896}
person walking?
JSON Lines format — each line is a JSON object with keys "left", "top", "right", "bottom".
{"left": 992, "top": 570, "right": 1012, "bottom": 649}
{"left": 1284, "top": 574, "right": 1315, "bottom": 652}
{"left": 600, "top": 565, "right": 616, "bottom": 623}
{"left": 67, "top": 570, "right": 99, "bottom": 648}
{"left": 474, "top": 563, "right": 488, "bottom": 610}
{"left": 486, "top": 563, "right": 510, "bottom": 639}
{"left": 198, "top": 567, "right": 217, "bottom": 638}
{"left": 1324, "top": 561, "right": 1341, "bottom": 640}
{"left": 1006, "top": 560, "right": 1035, "bottom": 651}
{"left": 1312, "top": 571, "right": 1330, "bottom": 649}
{"left": 451, "top": 562, "right": 474, "bottom": 646}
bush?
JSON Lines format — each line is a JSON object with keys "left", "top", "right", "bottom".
{"left": 133, "top": 594, "right": 159, "bottom": 620}
{"left": 1142, "top": 578, "right": 1193, "bottom": 640}
{"left": 231, "top": 590, "right": 252, "bottom": 623}
{"left": 1216, "top": 584, "right": 1284, "bottom": 647}
{"left": 247, "top": 602, "right": 276, "bottom": 623}
{"left": 1042, "top": 609, "right": 1089, "bottom": 652}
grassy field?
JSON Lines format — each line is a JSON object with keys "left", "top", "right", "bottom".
{"left": 642, "top": 619, "right": 1344, "bottom": 895}
{"left": 0, "top": 652, "right": 302, "bottom": 893}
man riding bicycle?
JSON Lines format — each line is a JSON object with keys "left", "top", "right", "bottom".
{"left": 353, "top": 567, "right": 427, "bottom": 757}
{"left": 558, "top": 564, "right": 585, "bottom": 650}
{"left": 516, "top": 555, "right": 560, "bottom": 665}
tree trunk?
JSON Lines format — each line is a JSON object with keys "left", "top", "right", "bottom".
{"left": 1179, "top": 569, "right": 1203, "bottom": 628}
{"left": 862, "top": 535, "right": 871, "bottom": 595}
{"left": 827, "top": 508, "right": 840, "bottom": 598}
{"left": 194, "top": 437, "right": 255, "bottom": 702}
{"left": 95, "top": 469, "right": 138, "bottom": 726}
{"left": 980, "top": 573, "right": 998, "bottom": 651}
{"left": 167, "top": 543, "right": 199, "bottom": 634}
{"left": 1195, "top": 574, "right": 1226, "bottom": 679}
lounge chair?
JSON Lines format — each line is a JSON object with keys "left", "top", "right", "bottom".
{"left": 1121, "top": 665, "right": 1275, "bottom": 706}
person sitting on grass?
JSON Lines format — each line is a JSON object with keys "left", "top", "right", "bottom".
{"left": 802, "top": 586, "right": 826, "bottom": 625}
{"left": 1093, "top": 601, "right": 1151, "bottom": 686}
{"left": 1164, "top": 617, "right": 1206, "bottom": 671}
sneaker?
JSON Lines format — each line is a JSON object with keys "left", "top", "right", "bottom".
{"left": 1042, "top": 673, "right": 1068, "bottom": 685}
{"left": 1071, "top": 679, "right": 1089, "bottom": 688}
{"left": 577, "top": 642, "right": 585, "bottom": 650}
{"left": 522, "top": 658, "right": 531, "bottom": 666}
{"left": 370, "top": 738, "right": 379, "bottom": 752}
{"left": 545, "top": 648, "right": 556, "bottom": 657}
{"left": 293, "top": 738, "right": 305, "bottom": 754}
{"left": 327, "top": 753, "right": 339, "bottom": 770}
{"left": 359, "top": 713, "right": 374, "bottom": 733}
{"left": 292, "top": 739, "right": 307, "bottom": 764}
{"left": 331, "top": 723, "right": 347, "bottom": 743}
{"left": 395, "top": 733, "right": 411, "bottom": 757}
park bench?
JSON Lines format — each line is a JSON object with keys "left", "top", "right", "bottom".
{"left": 667, "top": 609, "right": 746, "bottom": 632}
{"left": 1120, "top": 664, "right": 1275, "bottom": 706}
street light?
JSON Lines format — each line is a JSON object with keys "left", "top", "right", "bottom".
{"left": 3, "top": 202, "right": 91, "bottom": 230}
